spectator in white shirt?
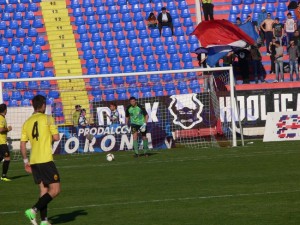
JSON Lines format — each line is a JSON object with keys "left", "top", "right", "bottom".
{"left": 157, "top": 7, "right": 174, "bottom": 36}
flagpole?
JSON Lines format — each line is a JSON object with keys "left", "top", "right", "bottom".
{"left": 195, "top": 0, "right": 202, "bottom": 25}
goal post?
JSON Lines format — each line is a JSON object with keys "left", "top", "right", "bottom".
{"left": 0, "top": 66, "right": 243, "bottom": 157}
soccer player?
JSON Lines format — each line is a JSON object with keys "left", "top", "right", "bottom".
{"left": 21, "top": 95, "right": 61, "bottom": 225}
{"left": 0, "top": 103, "right": 12, "bottom": 181}
{"left": 125, "top": 97, "right": 149, "bottom": 157}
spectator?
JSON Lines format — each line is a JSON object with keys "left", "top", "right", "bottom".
{"left": 236, "top": 17, "right": 242, "bottom": 26}
{"left": 273, "top": 17, "right": 284, "bottom": 46}
{"left": 284, "top": 12, "right": 297, "bottom": 45}
{"left": 250, "top": 45, "right": 265, "bottom": 83}
{"left": 291, "top": 30, "right": 300, "bottom": 64}
{"left": 235, "top": 48, "right": 251, "bottom": 84}
{"left": 261, "top": 13, "right": 274, "bottom": 55}
{"left": 202, "top": 0, "right": 214, "bottom": 21}
{"left": 157, "top": 7, "right": 174, "bottom": 36}
{"left": 257, "top": 6, "right": 268, "bottom": 46}
{"left": 197, "top": 52, "right": 207, "bottom": 68}
{"left": 287, "top": 40, "right": 300, "bottom": 81}
{"left": 269, "top": 36, "right": 277, "bottom": 74}
{"left": 274, "top": 41, "right": 284, "bottom": 82}
{"left": 78, "top": 109, "right": 88, "bottom": 126}
{"left": 147, "top": 12, "right": 158, "bottom": 29}
{"left": 222, "top": 51, "right": 235, "bottom": 67}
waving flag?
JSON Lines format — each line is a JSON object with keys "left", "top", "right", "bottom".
{"left": 239, "top": 21, "right": 259, "bottom": 43}
{"left": 206, "top": 46, "right": 233, "bottom": 67}
{"left": 191, "top": 19, "right": 255, "bottom": 48}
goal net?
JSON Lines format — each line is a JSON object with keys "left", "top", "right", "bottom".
{"left": 0, "top": 67, "right": 242, "bottom": 160}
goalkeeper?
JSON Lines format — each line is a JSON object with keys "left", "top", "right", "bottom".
{"left": 125, "top": 97, "right": 149, "bottom": 157}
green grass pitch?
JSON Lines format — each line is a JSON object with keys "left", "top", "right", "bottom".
{"left": 1, "top": 141, "right": 300, "bottom": 225}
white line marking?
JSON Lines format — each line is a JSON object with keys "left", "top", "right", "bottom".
{"left": 1, "top": 189, "right": 299, "bottom": 215}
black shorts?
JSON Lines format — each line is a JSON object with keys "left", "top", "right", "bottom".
{"left": 31, "top": 161, "right": 60, "bottom": 186}
{"left": 0, "top": 144, "right": 9, "bottom": 158}
{"left": 131, "top": 124, "right": 147, "bottom": 137}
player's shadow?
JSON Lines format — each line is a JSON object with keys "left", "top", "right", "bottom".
{"left": 10, "top": 174, "right": 29, "bottom": 180}
{"left": 49, "top": 209, "right": 88, "bottom": 224}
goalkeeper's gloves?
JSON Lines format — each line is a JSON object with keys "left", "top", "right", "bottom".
{"left": 140, "top": 123, "right": 147, "bottom": 132}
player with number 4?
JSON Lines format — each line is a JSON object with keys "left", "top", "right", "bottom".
{"left": 21, "top": 95, "right": 61, "bottom": 225}
{"left": 125, "top": 97, "right": 149, "bottom": 157}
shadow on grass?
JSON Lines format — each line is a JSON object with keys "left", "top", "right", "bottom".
{"left": 10, "top": 174, "right": 30, "bottom": 180}
{"left": 49, "top": 209, "right": 88, "bottom": 224}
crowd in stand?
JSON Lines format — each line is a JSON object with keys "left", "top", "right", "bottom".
{"left": 234, "top": 4, "right": 300, "bottom": 83}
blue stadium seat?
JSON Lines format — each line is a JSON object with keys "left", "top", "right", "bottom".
{"left": 253, "top": 4, "right": 262, "bottom": 13}
{"left": 160, "top": 63, "right": 170, "bottom": 71}
{"left": 89, "top": 78, "right": 100, "bottom": 86}
{"left": 139, "top": 29, "right": 148, "bottom": 39}
{"left": 98, "top": 58, "right": 108, "bottom": 67}
{"left": 87, "top": 67, "right": 97, "bottom": 74}
{"left": 172, "top": 18, "right": 181, "bottom": 28}
{"left": 266, "top": 3, "right": 275, "bottom": 12}
{"left": 28, "top": 81, "right": 38, "bottom": 89}
{"left": 9, "top": 20, "right": 19, "bottom": 30}
{"left": 114, "top": 77, "right": 124, "bottom": 85}
{"left": 255, "top": 0, "right": 265, "bottom": 3}
{"left": 138, "top": 75, "right": 148, "bottom": 83}
{"left": 242, "top": 5, "right": 252, "bottom": 14}
{"left": 91, "top": 90, "right": 102, "bottom": 98}
{"left": 20, "top": 71, "right": 29, "bottom": 78}
{"left": 266, "top": 0, "right": 276, "bottom": 2}
{"left": 141, "top": 38, "right": 151, "bottom": 47}
{"left": 162, "top": 73, "right": 172, "bottom": 82}
{"left": 162, "top": 27, "right": 172, "bottom": 37}
{"left": 181, "top": 8, "right": 191, "bottom": 18}
{"left": 113, "top": 22, "right": 123, "bottom": 32}
{"left": 183, "top": 18, "right": 193, "bottom": 27}
{"left": 3, "top": 55, "right": 12, "bottom": 64}
{"left": 70, "top": 0, "right": 81, "bottom": 8}
{"left": 244, "top": 0, "right": 254, "bottom": 3}
{"left": 136, "top": 64, "right": 146, "bottom": 72}
{"left": 155, "top": 45, "right": 165, "bottom": 55}
{"left": 124, "top": 21, "right": 134, "bottom": 31}
{"left": 122, "top": 57, "right": 132, "bottom": 66}
{"left": 28, "top": 3, "right": 38, "bottom": 12}
{"left": 16, "top": 3, "right": 26, "bottom": 12}
{"left": 148, "top": 63, "right": 158, "bottom": 71}
{"left": 165, "top": 36, "right": 176, "bottom": 46}
{"left": 107, "top": 48, "right": 117, "bottom": 58}
{"left": 150, "top": 28, "right": 160, "bottom": 38}
{"left": 154, "top": 2, "right": 163, "bottom": 12}
{"left": 136, "top": 21, "right": 146, "bottom": 30}
{"left": 0, "top": 21, "right": 6, "bottom": 30}
{"left": 105, "top": 0, "right": 115, "bottom": 6}
{"left": 143, "top": 3, "right": 152, "bottom": 12}
{"left": 8, "top": 46, "right": 18, "bottom": 55}
{"left": 21, "top": 19, "right": 31, "bottom": 29}
{"left": 86, "top": 59, "right": 96, "bottom": 68}
{"left": 116, "top": 87, "right": 126, "bottom": 96}
{"left": 276, "top": 11, "right": 285, "bottom": 22}
{"left": 146, "top": 55, "right": 156, "bottom": 65}
{"left": 98, "top": 15, "right": 108, "bottom": 24}
{"left": 94, "top": 0, "right": 104, "bottom": 7}
{"left": 169, "top": 9, "right": 179, "bottom": 19}
{"left": 131, "top": 46, "right": 141, "bottom": 57}
{"left": 228, "top": 14, "right": 237, "bottom": 23}
{"left": 152, "top": 84, "right": 163, "bottom": 96}
{"left": 127, "top": 30, "right": 137, "bottom": 39}
{"left": 133, "top": 12, "right": 144, "bottom": 21}
{"left": 190, "top": 43, "right": 199, "bottom": 52}
{"left": 117, "top": 0, "right": 127, "bottom": 5}
{"left": 89, "top": 24, "right": 99, "bottom": 33}
{"left": 172, "top": 63, "right": 182, "bottom": 70}
{"left": 32, "top": 71, "right": 41, "bottom": 78}
{"left": 103, "top": 31, "right": 113, "bottom": 41}
{"left": 117, "top": 92, "right": 127, "bottom": 100}
{"left": 134, "top": 55, "right": 144, "bottom": 65}
{"left": 167, "top": 45, "right": 177, "bottom": 54}
{"left": 153, "top": 37, "right": 163, "bottom": 46}
{"left": 184, "top": 61, "right": 194, "bottom": 69}
{"left": 230, "top": 5, "right": 240, "bottom": 14}
{"left": 174, "top": 27, "right": 185, "bottom": 36}
{"left": 92, "top": 33, "right": 101, "bottom": 42}
{"left": 110, "top": 13, "right": 120, "bottom": 23}
{"left": 27, "top": 53, "right": 37, "bottom": 63}
{"left": 158, "top": 54, "right": 169, "bottom": 64}
{"left": 2, "top": 12, "right": 11, "bottom": 21}
{"left": 14, "top": 11, "right": 23, "bottom": 20}
{"left": 8, "top": 99, "right": 18, "bottom": 107}
{"left": 177, "top": 36, "right": 187, "bottom": 45}
{"left": 277, "top": 2, "right": 287, "bottom": 11}
{"left": 122, "top": 13, "right": 132, "bottom": 22}
{"left": 24, "top": 91, "right": 34, "bottom": 100}
{"left": 44, "top": 70, "right": 54, "bottom": 77}
{"left": 80, "top": 33, "right": 89, "bottom": 43}
{"left": 129, "top": 39, "right": 139, "bottom": 48}
{"left": 170, "top": 54, "right": 180, "bottom": 63}
{"left": 126, "top": 77, "right": 137, "bottom": 85}
{"left": 81, "top": 42, "right": 92, "bottom": 51}
{"left": 4, "top": 29, "right": 13, "bottom": 38}
{"left": 15, "top": 54, "right": 25, "bottom": 63}
{"left": 96, "top": 6, "right": 106, "bottom": 15}
{"left": 35, "top": 62, "right": 45, "bottom": 71}
{"left": 165, "top": 83, "right": 176, "bottom": 95}
{"left": 105, "top": 40, "right": 115, "bottom": 49}
{"left": 119, "top": 47, "right": 129, "bottom": 58}
{"left": 143, "top": 46, "right": 153, "bottom": 56}
{"left": 11, "top": 63, "right": 21, "bottom": 72}
{"left": 150, "top": 74, "right": 160, "bottom": 83}
{"left": 100, "top": 66, "right": 110, "bottom": 74}
{"left": 124, "top": 64, "right": 134, "bottom": 73}
{"left": 231, "top": 0, "right": 242, "bottom": 4}
{"left": 131, "top": 3, "right": 141, "bottom": 13}
{"left": 73, "top": 7, "right": 83, "bottom": 17}
{"left": 36, "top": 36, "right": 46, "bottom": 46}
{"left": 95, "top": 48, "right": 106, "bottom": 59}
{"left": 120, "top": 5, "right": 130, "bottom": 14}
{"left": 21, "top": 99, "right": 32, "bottom": 106}
{"left": 110, "top": 57, "right": 120, "bottom": 66}
{"left": 40, "top": 80, "right": 51, "bottom": 89}
{"left": 7, "top": 72, "right": 17, "bottom": 79}
{"left": 75, "top": 16, "right": 84, "bottom": 26}
{"left": 128, "top": 0, "right": 139, "bottom": 4}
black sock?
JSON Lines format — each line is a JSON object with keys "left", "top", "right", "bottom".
{"left": 2, "top": 160, "right": 10, "bottom": 177}
{"left": 40, "top": 206, "right": 48, "bottom": 221}
{"left": 33, "top": 193, "right": 53, "bottom": 211}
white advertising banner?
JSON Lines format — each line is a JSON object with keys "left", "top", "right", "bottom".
{"left": 263, "top": 111, "right": 300, "bottom": 142}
